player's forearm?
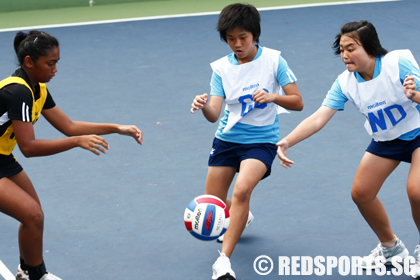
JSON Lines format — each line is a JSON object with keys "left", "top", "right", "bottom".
{"left": 285, "top": 121, "right": 318, "bottom": 148}
{"left": 18, "top": 137, "right": 78, "bottom": 157}
{"left": 64, "top": 121, "right": 120, "bottom": 136}
{"left": 273, "top": 94, "right": 304, "bottom": 111}
{"left": 410, "top": 91, "right": 420, "bottom": 104}
{"left": 202, "top": 105, "right": 220, "bottom": 123}
{"left": 285, "top": 107, "right": 333, "bottom": 148}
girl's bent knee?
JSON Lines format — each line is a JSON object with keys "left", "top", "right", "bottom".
{"left": 351, "top": 186, "right": 373, "bottom": 205}
{"left": 408, "top": 187, "right": 420, "bottom": 205}
{"left": 232, "top": 189, "right": 251, "bottom": 204}
{"left": 22, "top": 209, "right": 44, "bottom": 230}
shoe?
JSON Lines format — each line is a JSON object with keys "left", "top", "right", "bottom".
{"left": 217, "top": 211, "right": 254, "bottom": 243}
{"left": 16, "top": 265, "right": 29, "bottom": 280}
{"left": 357, "top": 238, "right": 409, "bottom": 269}
{"left": 212, "top": 251, "right": 236, "bottom": 280}
{"left": 40, "top": 272, "right": 63, "bottom": 280}
{"left": 411, "top": 245, "right": 420, "bottom": 279}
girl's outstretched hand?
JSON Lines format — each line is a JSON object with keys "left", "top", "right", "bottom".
{"left": 77, "top": 135, "right": 109, "bottom": 155}
{"left": 276, "top": 139, "right": 294, "bottom": 168}
{"left": 191, "top": 93, "right": 208, "bottom": 113}
{"left": 117, "top": 125, "right": 143, "bottom": 145}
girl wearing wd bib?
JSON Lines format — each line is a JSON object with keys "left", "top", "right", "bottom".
{"left": 191, "top": 4, "right": 303, "bottom": 280}
{"left": 1, "top": 31, "right": 143, "bottom": 280}
{"left": 277, "top": 21, "right": 420, "bottom": 277}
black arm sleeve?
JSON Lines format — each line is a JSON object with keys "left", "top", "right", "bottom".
{"left": 1, "top": 84, "right": 34, "bottom": 122}
{"left": 43, "top": 89, "right": 56, "bottom": 110}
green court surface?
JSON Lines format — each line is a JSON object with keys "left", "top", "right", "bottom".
{"left": 0, "top": 0, "right": 372, "bottom": 30}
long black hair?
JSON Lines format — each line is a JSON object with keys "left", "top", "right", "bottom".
{"left": 14, "top": 30, "right": 59, "bottom": 66}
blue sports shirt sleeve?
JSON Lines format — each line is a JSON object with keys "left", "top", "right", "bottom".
{"left": 396, "top": 56, "right": 420, "bottom": 140}
{"left": 277, "top": 55, "right": 297, "bottom": 87}
{"left": 399, "top": 56, "right": 420, "bottom": 89}
{"left": 322, "top": 78, "right": 348, "bottom": 110}
{"left": 210, "top": 72, "right": 225, "bottom": 97}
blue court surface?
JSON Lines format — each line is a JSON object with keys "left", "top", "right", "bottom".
{"left": 0, "top": 0, "right": 420, "bottom": 279}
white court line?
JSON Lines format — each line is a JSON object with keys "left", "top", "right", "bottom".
{"left": 0, "top": 260, "right": 14, "bottom": 280}
{"left": 0, "top": 0, "right": 403, "bottom": 33}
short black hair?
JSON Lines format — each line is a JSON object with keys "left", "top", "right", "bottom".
{"left": 332, "top": 20, "right": 387, "bottom": 57}
{"left": 217, "top": 3, "right": 261, "bottom": 43}
{"left": 14, "top": 30, "right": 59, "bottom": 66}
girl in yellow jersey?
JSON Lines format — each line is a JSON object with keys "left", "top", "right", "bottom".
{"left": 0, "top": 30, "right": 143, "bottom": 280}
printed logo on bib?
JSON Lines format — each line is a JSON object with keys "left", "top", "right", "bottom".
{"left": 242, "top": 83, "right": 259, "bottom": 92}
{"left": 368, "top": 104, "right": 407, "bottom": 133}
{"left": 238, "top": 93, "right": 267, "bottom": 117}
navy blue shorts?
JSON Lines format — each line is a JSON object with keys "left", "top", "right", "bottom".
{"left": 0, "top": 153, "right": 23, "bottom": 179}
{"left": 208, "top": 138, "right": 277, "bottom": 180}
{"left": 366, "top": 135, "right": 420, "bottom": 163}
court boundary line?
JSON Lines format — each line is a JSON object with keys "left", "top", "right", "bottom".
{"left": 0, "top": 0, "right": 403, "bottom": 33}
{"left": 0, "top": 260, "right": 14, "bottom": 280}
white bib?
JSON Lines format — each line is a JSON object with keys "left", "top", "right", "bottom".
{"left": 338, "top": 49, "right": 420, "bottom": 141}
{"left": 211, "top": 47, "right": 288, "bottom": 133}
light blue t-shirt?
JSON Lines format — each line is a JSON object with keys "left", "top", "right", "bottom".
{"left": 210, "top": 45, "right": 297, "bottom": 144}
{"left": 323, "top": 55, "right": 420, "bottom": 140}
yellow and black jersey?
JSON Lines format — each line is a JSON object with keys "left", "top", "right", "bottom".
{"left": 0, "top": 68, "right": 55, "bottom": 156}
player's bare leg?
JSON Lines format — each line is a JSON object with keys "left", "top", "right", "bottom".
{"left": 351, "top": 152, "right": 399, "bottom": 242}
{"left": 407, "top": 148, "right": 420, "bottom": 277}
{"left": 221, "top": 159, "right": 267, "bottom": 258}
{"left": 205, "top": 166, "right": 236, "bottom": 204}
{"left": 0, "top": 172, "right": 44, "bottom": 267}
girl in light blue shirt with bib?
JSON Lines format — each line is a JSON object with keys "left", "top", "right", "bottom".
{"left": 277, "top": 20, "right": 420, "bottom": 278}
{"left": 191, "top": 3, "right": 303, "bottom": 280}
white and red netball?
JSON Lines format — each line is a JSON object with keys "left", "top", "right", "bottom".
{"left": 184, "top": 194, "right": 230, "bottom": 241}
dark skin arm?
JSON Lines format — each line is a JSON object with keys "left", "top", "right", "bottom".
{"left": 14, "top": 106, "right": 143, "bottom": 157}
